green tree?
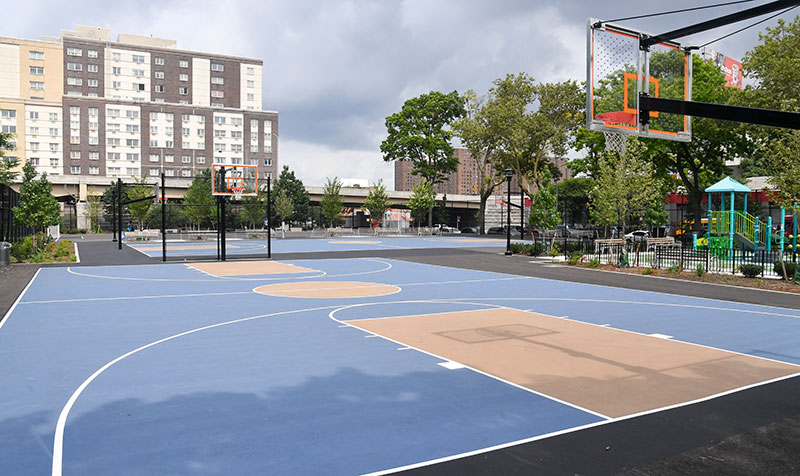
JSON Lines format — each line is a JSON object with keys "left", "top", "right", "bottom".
{"left": 486, "top": 74, "right": 583, "bottom": 219}
{"left": 273, "top": 166, "right": 309, "bottom": 225}
{"left": 273, "top": 188, "right": 293, "bottom": 227}
{"left": 407, "top": 178, "right": 435, "bottom": 230}
{"left": 183, "top": 169, "right": 215, "bottom": 230}
{"left": 0, "top": 132, "right": 19, "bottom": 186}
{"left": 240, "top": 187, "right": 267, "bottom": 230}
{"left": 320, "top": 177, "right": 343, "bottom": 227}
{"left": 84, "top": 195, "right": 104, "bottom": 233}
{"left": 558, "top": 177, "right": 595, "bottom": 225}
{"left": 126, "top": 178, "right": 154, "bottom": 231}
{"left": 381, "top": 90, "right": 466, "bottom": 226}
{"left": 13, "top": 162, "right": 60, "bottom": 255}
{"left": 590, "top": 138, "right": 663, "bottom": 236}
{"left": 529, "top": 168, "right": 561, "bottom": 233}
{"left": 452, "top": 90, "right": 505, "bottom": 234}
{"left": 363, "top": 179, "right": 389, "bottom": 229}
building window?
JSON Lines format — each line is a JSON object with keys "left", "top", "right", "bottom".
{"left": 181, "top": 155, "right": 191, "bottom": 163}
{"left": 214, "top": 130, "right": 226, "bottom": 138}
{"left": 126, "top": 124, "right": 139, "bottom": 133}
{"left": 181, "top": 127, "right": 190, "bottom": 136}
{"left": 49, "top": 142, "right": 58, "bottom": 152}
{"left": 197, "top": 142, "right": 205, "bottom": 149}
{"left": 249, "top": 158, "right": 258, "bottom": 166}
{"left": 108, "top": 152, "right": 120, "bottom": 160}
{"left": 112, "top": 81, "right": 121, "bottom": 89}
{"left": 126, "top": 139, "right": 139, "bottom": 147}
{"left": 1, "top": 109, "right": 16, "bottom": 119}
{"left": 165, "top": 112, "right": 173, "bottom": 121}
{"left": 155, "top": 71, "right": 164, "bottom": 79}
{"left": 133, "top": 69, "right": 145, "bottom": 78}
{"left": 250, "top": 144, "right": 258, "bottom": 153}
{"left": 89, "top": 151, "right": 99, "bottom": 160}
{"left": 132, "top": 83, "right": 145, "bottom": 91}
{"left": 66, "top": 47, "right": 82, "bottom": 56}
{"left": 88, "top": 79, "right": 98, "bottom": 88}
{"left": 165, "top": 168, "right": 174, "bottom": 177}
{"left": 179, "top": 73, "right": 189, "bottom": 81}
{"left": 28, "top": 157, "right": 40, "bottom": 166}
{"left": 179, "top": 59, "right": 189, "bottom": 68}
{"left": 247, "top": 66, "right": 254, "bottom": 75}
{"left": 132, "top": 54, "right": 145, "bottom": 64}
{"left": 196, "top": 156, "right": 205, "bottom": 164}
{"left": 214, "top": 116, "right": 225, "bottom": 124}
{"left": 231, "top": 144, "right": 242, "bottom": 153}
{"left": 181, "top": 169, "right": 191, "bottom": 177}
{"left": 165, "top": 126, "right": 173, "bottom": 135}
{"left": 197, "top": 128, "right": 205, "bottom": 137}
{"left": 155, "top": 57, "right": 164, "bottom": 65}
{"left": 89, "top": 166, "right": 100, "bottom": 175}
{"left": 87, "top": 64, "right": 99, "bottom": 73}
{"left": 112, "top": 66, "right": 121, "bottom": 75}
{"left": 70, "top": 166, "right": 81, "bottom": 174}
{"left": 29, "top": 50, "right": 44, "bottom": 60}
{"left": 30, "top": 81, "right": 44, "bottom": 91}
{"left": 30, "top": 66, "right": 45, "bottom": 75}
{"left": 231, "top": 117, "right": 242, "bottom": 126}
{"left": 182, "top": 141, "right": 190, "bottom": 148}
{"left": 214, "top": 143, "right": 225, "bottom": 152}
{"left": 247, "top": 93, "right": 255, "bottom": 101}
{"left": 87, "top": 50, "right": 98, "bottom": 58}
{"left": 165, "top": 140, "right": 173, "bottom": 148}
{"left": 69, "top": 150, "right": 80, "bottom": 159}
{"left": 211, "top": 77, "right": 224, "bottom": 85}
{"left": 149, "top": 168, "right": 160, "bottom": 176}
{"left": 247, "top": 80, "right": 254, "bottom": 88}
{"left": 126, "top": 153, "right": 139, "bottom": 161}
{"left": 29, "top": 127, "right": 39, "bottom": 135}
{"left": 107, "top": 138, "right": 120, "bottom": 146}
{"left": 149, "top": 154, "right": 159, "bottom": 162}
{"left": 89, "top": 136, "right": 99, "bottom": 145}
{"left": 178, "top": 87, "right": 188, "bottom": 95}
{"left": 165, "top": 154, "right": 174, "bottom": 163}
{"left": 67, "top": 77, "right": 83, "bottom": 86}
{"left": 211, "top": 90, "right": 224, "bottom": 98}
{"left": 155, "top": 84, "right": 164, "bottom": 93}
{"left": 126, "top": 110, "right": 139, "bottom": 118}
{"left": 211, "top": 63, "right": 224, "bottom": 72}
{"left": 66, "top": 62, "right": 82, "bottom": 71}
{"left": 48, "top": 127, "right": 58, "bottom": 136}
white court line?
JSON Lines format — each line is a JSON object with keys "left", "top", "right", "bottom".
{"left": 650, "top": 333, "right": 674, "bottom": 339}
{"left": 20, "top": 291, "right": 253, "bottom": 305}
{"left": 329, "top": 300, "right": 611, "bottom": 421}
{"left": 0, "top": 268, "right": 41, "bottom": 331}
{"left": 362, "top": 371, "right": 800, "bottom": 476}
{"left": 50, "top": 304, "right": 343, "bottom": 476}
{"left": 73, "top": 243, "right": 80, "bottom": 263}
{"left": 397, "top": 276, "right": 527, "bottom": 287}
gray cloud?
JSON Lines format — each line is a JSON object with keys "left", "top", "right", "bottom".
{"left": 4, "top": 0, "right": 797, "bottom": 186}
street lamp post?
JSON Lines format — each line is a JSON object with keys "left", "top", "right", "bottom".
{"left": 504, "top": 169, "right": 513, "bottom": 256}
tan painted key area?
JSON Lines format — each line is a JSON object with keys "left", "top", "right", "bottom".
{"left": 255, "top": 281, "right": 401, "bottom": 298}
{"left": 346, "top": 309, "right": 799, "bottom": 418}
{"left": 189, "top": 261, "right": 316, "bottom": 277}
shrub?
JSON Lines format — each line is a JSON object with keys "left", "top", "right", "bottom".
{"left": 695, "top": 264, "right": 704, "bottom": 277}
{"left": 509, "top": 243, "right": 525, "bottom": 254}
{"left": 740, "top": 264, "right": 763, "bottom": 278}
{"left": 773, "top": 260, "right": 797, "bottom": 280}
{"left": 642, "top": 267, "right": 654, "bottom": 275}
{"left": 11, "top": 236, "right": 33, "bottom": 261}
{"left": 585, "top": 258, "right": 600, "bottom": 268}
{"left": 666, "top": 264, "right": 683, "bottom": 275}
{"left": 566, "top": 252, "right": 582, "bottom": 265}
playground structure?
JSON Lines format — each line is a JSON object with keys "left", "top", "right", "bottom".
{"left": 701, "top": 176, "right": 798, "bottom": 257}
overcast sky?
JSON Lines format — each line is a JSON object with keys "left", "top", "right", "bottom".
{"left": 5, "top": 1, "right": 797, "bottom": 188}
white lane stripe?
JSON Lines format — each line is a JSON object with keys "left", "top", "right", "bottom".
{"left": 73, "top": 243, "right": 80, "bottom": 263}
{"left": 0, "top": 268, "right": 41, "bottom": 331}
{"left": 20, "top": 291, "right": 253, "bottom": 305}
{"left": 51, "top": 304, "right": 342, "bottom": 476}
{"left": 649, "top": 333, "right": 673, "bottom": 339}
{"left": 363, "top": 371, "right": 800, "bottom": 476}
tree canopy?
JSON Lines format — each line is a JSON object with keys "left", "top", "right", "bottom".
{"left": 183, "top": 169, "right": 215, "bottom": 229}
{"left": 363, "top": 179, "right": 389, "bottom": 228}
{"left": 13, "top": 161, "right": 60, "bottom": 253}
{"left": 407, "top": 178, "right": 435, "bottom": 228}
{"left": 273, "top": 166, "right": 309, "bottom": 225}
{"left": 320, "top": 177, "right": 343, "bottom": 227}
{"left": 0, "top": 132, "right": 19, "bottom": 187}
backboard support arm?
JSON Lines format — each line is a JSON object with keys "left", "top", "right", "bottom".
{"left": 640, "top": 95, "right": 800, "bottom": 130}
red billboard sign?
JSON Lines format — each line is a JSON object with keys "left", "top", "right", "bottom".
{"left": 709, "top": 49, "right": 743, "bottom": 89}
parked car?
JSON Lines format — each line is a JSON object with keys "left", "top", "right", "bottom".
{"left": 460, "top": 227, "right": 478, "bottom": 234}
{"left": 624, "top": 230, "right": 650, "bottom": 242}
{"left": 439, "top": 226, "right": 461, "bottom": 234}
{"left": 487, "top": 226, "right": 505, "bottom": 235}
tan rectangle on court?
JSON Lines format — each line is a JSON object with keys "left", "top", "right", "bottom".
{"left": 189, "top": 261, "right": 316, "bottom": 277}
{"left": 347, "top": 309, "right": 799, "bottom": 418}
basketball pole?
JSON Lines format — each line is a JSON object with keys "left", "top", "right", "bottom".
{"left": 267, "top": 179, "right": 271, "bottom": 259}
{"left": 117, "top": 178, "right": 122, "bottom": 251}
{"left": 161, "top": 173, "right": 166, "bottom": 262}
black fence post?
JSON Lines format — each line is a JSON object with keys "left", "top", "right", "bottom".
{"left": 220, "top": 196, "right": 226, "bottom": 261}
{"left": 116, "top": 178, "right": 122, "bottom": 250}
{"left": 267, "top": 179, "right": 271, "bottom": 259}
{"left": 161, "top": 173, "right": 166, "bottom": 262}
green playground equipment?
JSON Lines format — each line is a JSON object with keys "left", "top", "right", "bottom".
{"left": 702, "top": 176, "right": 772, "bottom": 255}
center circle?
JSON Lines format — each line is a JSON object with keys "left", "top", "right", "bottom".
{"left": 254, "top": 281, "right": 400, "bottom": 298}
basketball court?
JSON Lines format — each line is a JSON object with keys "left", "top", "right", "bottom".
{"left": 2, "top": 257, "right": 799, "bottom": 475}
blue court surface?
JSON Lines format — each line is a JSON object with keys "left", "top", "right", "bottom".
{"left": 2, "top": 258, "right": 799, "bottom": 475}
{"left": 127, "top": 236, "right": 508, "bottom": 258}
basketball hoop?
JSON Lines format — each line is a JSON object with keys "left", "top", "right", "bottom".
{"left": 603, "top": 131, "right": 627, "bottom": 155}
{"left": 230, "top": 186, "right": 245, "bottom": 201}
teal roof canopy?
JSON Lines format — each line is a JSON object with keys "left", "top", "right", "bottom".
{"left": 704, "top": 176, "right": 751, "bottom": 193}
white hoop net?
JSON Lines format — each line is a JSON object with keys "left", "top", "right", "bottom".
{"left": 603, "top": 131, "right": 627, "bottom": 156}
{"left": 231, "top": 187, "right": 244, "bottom": 201}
